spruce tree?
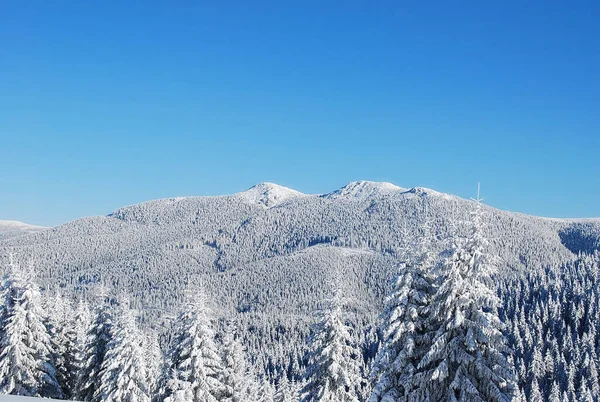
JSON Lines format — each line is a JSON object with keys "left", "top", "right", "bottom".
{"left": 370, "top": 215, "right": 436, "bottom": 401}
{"left": 257, "top": 377, "right": 276, "bottom": 402}
{"left": 46, "top": 293, "right": 78, "bottom": 399}
{"left": 275, "top": 376, "right": 299, "bottom": 402}
{"left": 302, "top": 290, "right": 364, "bottom": 402}
{"left": 221, "top": 324, "right": 253, "bottom": 402}
{"left": 416, "top": 199, "right": 517, "bottom": 401}
{"left": 158, "top": 298, "right": 225, "bottom": 402}
{"left": 76, "top": 292, "right": 114, "bottom": 401}
{"left": 0, "top": 264, "right": 62, "bottom": 398}
{"left": 144, "top": 331, "right": 163, "bottom": 396}
{"left": 72, "top": 299, "right": 92, "bottom": 396}
{"left": 95, "top": 306, "right": 151, "bottom": 402}
{"left": 528, "top": 378, "right": 543, "bottom": 402}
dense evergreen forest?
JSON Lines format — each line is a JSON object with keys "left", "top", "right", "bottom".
{"left": 1, "top": 192, "right": 599, "bottom": 401}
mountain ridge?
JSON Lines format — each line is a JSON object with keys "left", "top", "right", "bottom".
{"left": 1, "top": 180, "right": 599, "bottom": 378}
{"left": 96, "top": 181, "right": 597, "bottom": 223}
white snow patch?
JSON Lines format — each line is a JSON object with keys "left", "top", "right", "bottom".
{"left": 336, "top": 247, "right": 375, "bottom": 257}
{"left": 237, "top": 182, "right": 305, "bottom": 208}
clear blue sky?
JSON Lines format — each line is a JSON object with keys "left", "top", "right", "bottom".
{"left": 1, "top": 1, "right": 599, "bottom": 226}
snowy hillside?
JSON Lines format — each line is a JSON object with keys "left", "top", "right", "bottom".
{"left": 0, "top": 397, "right": 73, "bottom": 401}
{"left": 1, "top": 181, "right": 598, "bottom": 320}
{"left": 0, "top": 221, "right": 47, "bottom": 241}
{"left": 0, "top": 181, "right": 599, "bottom": 376}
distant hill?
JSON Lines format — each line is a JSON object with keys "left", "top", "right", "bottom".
{"left": 0, "top": 221, "right": 47, "bottom": 241}
{"left": 0, "top": 396, "right": 74, "bottom": 402}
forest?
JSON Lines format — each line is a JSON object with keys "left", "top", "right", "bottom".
{"left": 2, "top": 195, "right": 599, "bottom": 401}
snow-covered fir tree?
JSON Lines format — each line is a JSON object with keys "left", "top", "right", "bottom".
{"left": 158, "top": 296, "right": 226, "bottom": 402}
{"left": 417, "top": 200, "right": 517, "bottom": 401}
{"left": 144, "top": 331, "right": 163, "bottom": 396}
{"left": 257, "top": 377, "right": 276, "bottom": 402}
{"left": 45, "top": 292, "right": 78, "bottom": 399}
{"left": 369, "top": 213, "right": 437, "bottom": 402}
{"left": 220, "top": 323, "right": 256, "bottom": 401}
{"left": 95, "top": 305, "right": 151, "bottom": 402}
{"left": 0, "top": 260, "right": 62, "bottom": 398}
{"left": 76, "top": 290, "right": 114, "bottom": 401}
{"left": 275, "top": 376, "right": 300, "bottom": 402}
{"left": 245, "top": 370, "right": 261, "bottom": 402}
{"left": 72, "top": 299, "right": 92, "bottom": 395}
{"left": 301, "top": 287, "right": 365, "bottom": 402}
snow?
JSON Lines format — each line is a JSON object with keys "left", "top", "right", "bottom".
{"left": 236, "top": 182, "right": 305, "bottom": 207}
{"left": 0, "top": 220, "right": 43, "bottom": 228}
{"left": 0, "top": 221, "right": 47, "bottom": 241}
{"left": 539, "top": 216, "right": 600, "bottom": 222}
{"left": 403, "top": 186, "right": 456, "bottom": 200}
{"left": 1, "top": 180, "right": 599, "bottom": 400}
{"left": 0, "top": 396, "right": 74, "bottom": 401}
{"left": 323, "top": 180, "right": 405, "bottom": 199}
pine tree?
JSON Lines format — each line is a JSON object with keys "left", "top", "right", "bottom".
{"left": 0, "top": 264, "right": 62, "bottom": 398}
{"left": 416, "top": 199, "right": 517, "bottom": 401}
{"left": 95, "top": 306, "right": 151, "bottom": 402}
{"left": 158, "top": 298, "right": 225, "bottom": 402}
{"left": 76, "top": 293, "right": 114, "bottom": 401}
{"left": 370, "top": 214, "right": 436, "bottom": 401}
{"left": 302, "top": 290, "right": 364, "bottom": 402}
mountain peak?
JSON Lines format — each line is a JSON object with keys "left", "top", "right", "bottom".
{"left": 238, "top": 182, "right": 305, "bottom": 207}
{"left": 324, "top": 181, "right": 405, "bottom": 199}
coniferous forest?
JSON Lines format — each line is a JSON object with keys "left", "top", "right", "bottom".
{"left": 1, "top": 196, "right": 599, "bottom": 401}
{"left": 3, "top": 0, "right": 600, "bottom": 400}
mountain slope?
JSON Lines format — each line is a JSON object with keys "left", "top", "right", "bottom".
{"left": 0, "top": 397, "right": 75, "bottom": 402}
{"left": 0, "top": 221, "right": 47, "bottom": 241}
{"left": 0, "top": 182, "right": 598, "bottom": 373}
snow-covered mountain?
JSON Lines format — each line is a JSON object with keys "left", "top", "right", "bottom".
{"left": 323, "top": 180, "right": 405, "bottom": 199}
{"left": 0, "top": 397, "right": 70, "bottom": 402}
{"left": 0, "top": 221, "right": 47, "bottom": 241}
{"left": 2, "top": 181, "right": 598, "bottom": 314}
{"left": 0, "top": 181, "right": 599, "bottom": 369}
{"left": 238, "top": 182, "right": 306, "bottom": 207}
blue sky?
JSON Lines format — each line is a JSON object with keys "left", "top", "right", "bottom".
{"left": 1, "top": 1, "right": 599, "bottom": 226}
